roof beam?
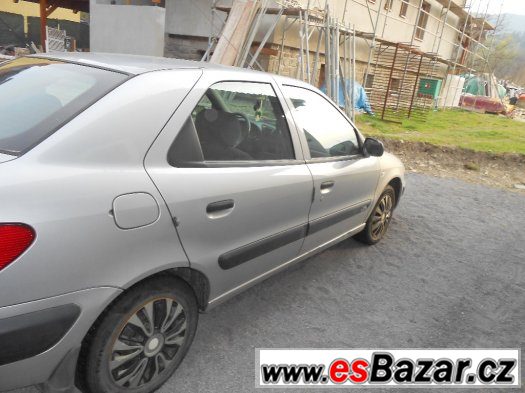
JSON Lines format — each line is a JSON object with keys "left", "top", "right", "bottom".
{"left": 22, "top": 0, "right": 89, "bottom": 13}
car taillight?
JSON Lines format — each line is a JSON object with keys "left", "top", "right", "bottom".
{"left": 0, "top": 224, "right": 35, "bottom": 271}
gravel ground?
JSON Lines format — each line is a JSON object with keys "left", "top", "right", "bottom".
{"left": 11, "top": 173, "right": 525, "bottom": 393}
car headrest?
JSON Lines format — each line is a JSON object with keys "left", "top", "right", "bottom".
{"left": 195, "top": 109, "right": 243, "bottom": 148}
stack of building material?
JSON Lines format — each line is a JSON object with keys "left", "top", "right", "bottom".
{"left": 439, "top": 74, "right": 465, "bottom": 108}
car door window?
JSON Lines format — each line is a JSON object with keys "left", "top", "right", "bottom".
{"left": 283, "top": 85, "right": 360, "bottom": 158}
{"left": 171, "top": 81, "right": 295, "bottom": 165}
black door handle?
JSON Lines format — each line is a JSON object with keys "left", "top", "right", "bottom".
{"left": 320, "top": 181, "right": 335, "bottom": 189}
{"left": 320, "top": 181, "right": 335, "bottom": 194}
{"left": 206, "top": 199, "right": 234, "bottom": 214}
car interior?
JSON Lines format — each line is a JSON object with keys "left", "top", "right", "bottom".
{"left": 190, "top": 88, "right": 295, "bottom": 161}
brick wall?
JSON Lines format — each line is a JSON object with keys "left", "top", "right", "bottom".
{"left": 162, "top": 37, "right": 369, "bottom": 89}
{"left": 265, "top": 44, "right": 325, "bottom": 86}
{"left": 164, "top": 34, "right": 209, "bottom": 61}
{"left": 266, "top": 44, "right": 368, "bottom": 88}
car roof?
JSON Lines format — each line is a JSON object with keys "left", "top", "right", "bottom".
{"left": 28, "top": 52, "right": 318, "bottom": 92}
{"left": 30, "top": 52, "right": 260, "bottom": 76}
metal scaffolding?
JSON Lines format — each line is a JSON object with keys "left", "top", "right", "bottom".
{"left": 197, "top": 0, "right": 500, "bottom": 121}
{"left": 353, "top": 0, "right": 502, "bottom": 120}
{"left": 210, "top": 1, "right": 358, "bottom": 121}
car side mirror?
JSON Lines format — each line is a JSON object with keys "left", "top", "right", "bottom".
{"left": 363, "top": 137, "right": 384, "bottom": 157}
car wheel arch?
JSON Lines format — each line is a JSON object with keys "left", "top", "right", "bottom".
{"left": 166, "top": 267, "right": 211, "bottom": 312}
{"left": 387, "top": 177, "right": 403, "bottom": 208}
{"left": 117, "top": 267, "right": 211, "bottom": 311}
{"left": 122, "top": 267, "right": 211, "bottom": 312}
{"left": 74, "top": 267, "right": 209, "bottom": 389}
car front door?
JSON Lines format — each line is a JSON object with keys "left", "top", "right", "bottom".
{"left": 145, "top": 72, "right": 313, "bottom": 305}
{"left": 280, "top": 84, "right": 380, "bottom": 253}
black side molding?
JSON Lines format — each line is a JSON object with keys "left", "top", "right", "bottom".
{"left": 0, "top": 304, "right": 80, "bottom": 366}
{"left": 217, "top": 200, "right": 371, "bottom": 270}
{"left": 219, "top": 224, "right": 307, "bottom": 270}
{"left": 308, "top": 200, "right": 371, "bottom": 235}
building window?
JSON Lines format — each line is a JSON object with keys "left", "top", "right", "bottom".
{"left": 365, "top": 74, "right": 375, "bottom": 89}
{"left": 384, "top": 0, "right": 394, "bottom": 11}
{"left": 415, "top": 2, "right": 431, "bottom": 40}
{"left": 390, "top": 78, "right": 401, "bottom": 94}
{"left": 400, "top": 0, "right": 409, "bottom": 17}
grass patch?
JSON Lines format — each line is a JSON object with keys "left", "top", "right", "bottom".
{"left": 355, "top": 109, "right": 525, "bottom": 155}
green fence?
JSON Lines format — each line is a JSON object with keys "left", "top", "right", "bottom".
{"left": 0, "top": 11, "right": 25, "bottom": 47}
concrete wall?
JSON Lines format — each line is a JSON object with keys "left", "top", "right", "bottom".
{"left": 165, "top": 0, "right": 278, "bottom": 42}
{"left": 165, "top": 0, "right": 228, "bottom": 38}
{"left": 90, "top": 2, "right": 165, "bottom": 56}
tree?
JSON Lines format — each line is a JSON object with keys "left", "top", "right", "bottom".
{"left": 486, "top": 34, "right": 520, "bottom": 76}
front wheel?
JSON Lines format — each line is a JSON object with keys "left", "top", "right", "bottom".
{"left": 355, "top": 185, "right": 396, "bottom": 245}
{"left": 79, "top": 277, "right": 198, "bottom": 393}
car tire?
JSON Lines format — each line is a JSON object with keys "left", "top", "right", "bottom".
{"left": 78, "top": 276, "right": 198, "bottom": 393}
{"left": 355, "top": 185, "right": 396, "bottom": 245}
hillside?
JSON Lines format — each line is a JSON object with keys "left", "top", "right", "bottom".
{"left": 489, "top": 13, "right": 525, "bottom": 34}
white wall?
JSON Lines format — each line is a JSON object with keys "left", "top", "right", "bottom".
{"left": 165, "top": 0, "right": 227, "bottom": 38}
{"left": 164, "top": 0, "right": 277, "bottom": 42}
{"left": 90, "top": 3, "right": 166, "bottom": 56}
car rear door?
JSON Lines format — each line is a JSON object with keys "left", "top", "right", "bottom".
{"left": 280, "top": 84, "right": 380, "bottom": 253}
{"left": 145, "top": 70, "right": 312, "bottom": 304}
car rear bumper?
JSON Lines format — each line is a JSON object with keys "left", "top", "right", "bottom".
{"left": 0, "top": 304, "right": 80, "bottom": 367}
{"left": 0, "top": 287, "right": 122, "bottom": 392}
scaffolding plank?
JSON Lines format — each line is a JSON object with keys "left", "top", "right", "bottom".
{"left": 210, "top": 0, "right": 259, "bottom": 66}
{"left": 433, "top": 0, "right": 468, "bottom": 20}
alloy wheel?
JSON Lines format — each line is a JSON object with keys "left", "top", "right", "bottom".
{"left": 371, "top": 193, "right": 393, "bottom": 240}
{"left": 109, "top": 297, "right": 187, "bottom": 388}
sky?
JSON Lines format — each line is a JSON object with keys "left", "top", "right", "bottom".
{"left": 476, "top": 0, "right": 525, "bottom": 16}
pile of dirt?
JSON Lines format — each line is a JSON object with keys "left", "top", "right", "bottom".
{"left": 382, "top": 138, "right": 525, "bottom": 193}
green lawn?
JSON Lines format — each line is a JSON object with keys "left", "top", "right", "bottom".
{"left": 355, "top": 110, "right": 525, "bottom": 155}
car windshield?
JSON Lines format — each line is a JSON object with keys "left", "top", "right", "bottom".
{"left": 0, "top": 57, "right": 128, "bottom": 155}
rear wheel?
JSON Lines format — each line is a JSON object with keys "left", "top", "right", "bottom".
{"left": 355, "top": 185, "right": 396, "bottom": 245}
{"left": 79, "top": 277, "right": 198, "bottom": 393}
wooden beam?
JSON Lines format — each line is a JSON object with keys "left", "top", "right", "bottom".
{"left": 210, "top": 0, "right": 258, "bottom": 66}
{"left": 23, "top": 0, "right": 89, "bottom": 13}
{"left": 215, "top": 5, "right": 324, "bottom": 20}
{"left": 46, "top": 4, "right": 59, "bottom": 17}
{"left": 40, "top": 0, "right": 47, "bottom": 51}
{"left": 46, "top": 0, "right": 70, "bottom": 16}
{"left": 255, "top": 46, "right": 278, "bottom": 57}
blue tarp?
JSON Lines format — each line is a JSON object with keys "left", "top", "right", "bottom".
{"left": 321, "top": 79, "right": 374, "bottom": 115}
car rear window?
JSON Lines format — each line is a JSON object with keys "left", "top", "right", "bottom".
{"left": 0, "top": 57, "right": 129, "bottom": 155}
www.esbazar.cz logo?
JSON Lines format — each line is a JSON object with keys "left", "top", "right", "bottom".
{"left": 256, "top": 349, "right": 520, "bottom": 387}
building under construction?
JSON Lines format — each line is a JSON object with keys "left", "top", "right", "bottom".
{"left": 151, "top": 0, "right": 497, "bottom": 122}
{"left": 8, "top": 0, "right": 496, "bottom": 122}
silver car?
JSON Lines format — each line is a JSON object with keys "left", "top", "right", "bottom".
{"left": 0, "top": 53, "right": 404, "bottom": 393}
